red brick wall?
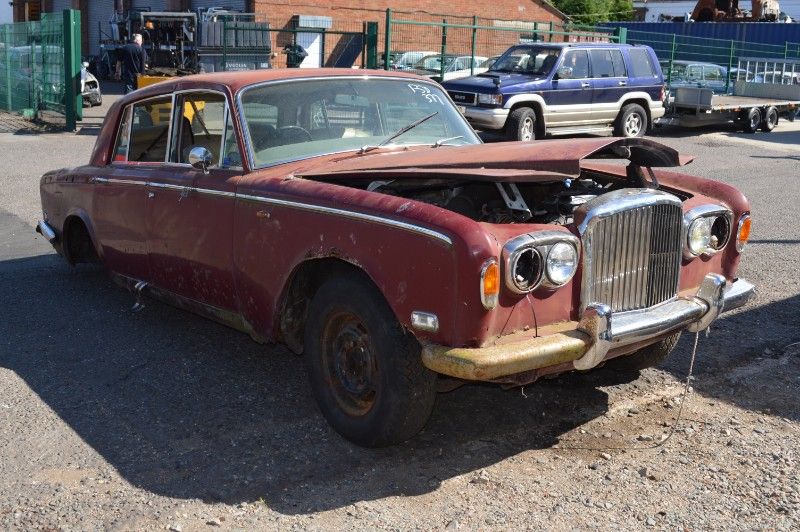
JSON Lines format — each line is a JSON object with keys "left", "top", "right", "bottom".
{"left": 253, "top": 0, "right": 566, "bottom": 68}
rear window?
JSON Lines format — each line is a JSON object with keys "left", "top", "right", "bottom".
{"left": 590, "top": 49, "right": 626, "bottom": 78}
{"left": 628, "top": 48, "right": 657, "bottom": 78}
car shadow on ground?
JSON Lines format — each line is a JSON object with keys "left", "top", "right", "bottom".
{"left": 1, "top": 247, "right": 796, "bottom": 512}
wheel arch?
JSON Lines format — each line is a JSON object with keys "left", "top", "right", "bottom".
{"left": 619, "top": 94, "right": 654, "bottom": 126}
{"left": 62, "top": 209, "right": 102, "bottom": 265}
{"left": 505, "top": 97, "right": 546, "bottom": 137}
{"left": 276, "top": 256, "right": 388, "bottom": 354}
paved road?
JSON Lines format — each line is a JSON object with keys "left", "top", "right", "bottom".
{"left": 1, "top": 104, "right": 798, "bottom": 529}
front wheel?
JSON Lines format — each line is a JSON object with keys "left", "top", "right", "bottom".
{"left": 304, "top": 273, "right": 437, "bottom": 447}
{"left": 614, "top": 103, "right": 648, "bottom": 137}
{"left": 506, "top": 107, "right": 537, "bottom": 141}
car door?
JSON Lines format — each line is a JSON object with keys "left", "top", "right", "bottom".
{"left": 589, "top": 48, "right": 629, "bottom": 124}
{"left": 91, "top": 96, "right": 172, "bottom": 282}
{"left": 547, "top": 49, "right": 593, "bottom": 126}
{"left": 145, "top": 90, "right": 244, "bottom": 312}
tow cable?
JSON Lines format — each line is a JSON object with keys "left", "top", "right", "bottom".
{"left": 543, "top": 329, "right": 702, "bottom": 452}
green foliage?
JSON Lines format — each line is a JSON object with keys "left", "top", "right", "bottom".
{"left": 554, "top": 0, "right": 634, "bottom": 24}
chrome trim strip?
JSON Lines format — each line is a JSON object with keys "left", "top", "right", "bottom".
{"left": 237, "top": 192, "right": 453, "bottom": 246}
{"left": 683, "top": 203, "right": 733, "bottom": 258}
{"left": 502, "top": 231, "right": 580, "bottom": 294}
{"left": 235, "top": 75, "right": 481, "bottom": 171}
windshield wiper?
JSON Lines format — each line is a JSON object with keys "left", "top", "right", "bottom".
{"left": 360, "top": 111, "right": 439, "bottom": 154}
{"left": 432, "top": 135, "right": 463, "bottom": 148}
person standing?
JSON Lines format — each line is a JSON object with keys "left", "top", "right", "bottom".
{"left": 116, "top": 33, "right": 148, "bottom": 94}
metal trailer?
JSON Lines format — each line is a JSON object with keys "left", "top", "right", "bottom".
{"left": 661, "top": 57, "right": 800, "bottom": 132}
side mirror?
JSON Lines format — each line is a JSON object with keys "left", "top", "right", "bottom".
{"left": 188, "top": 146, "right": 213, "bottom": 174}
{"left": 556, "top": 66, "right": 573, "bottom": 80}
{"left": 82, "top": 61, "right": 89, "bottom": 68}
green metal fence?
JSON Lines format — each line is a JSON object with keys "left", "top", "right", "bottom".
{"left": 601, "top": 27, "right": 800, "bottom": 94}
{"left": 383, "top": 10, "right": 619, "bottom": 81}
{"left": 0, "top": 9, "right": 81, "bottom": 129}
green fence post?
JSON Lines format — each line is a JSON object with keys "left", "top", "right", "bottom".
{"left": 439, "top": 20, "right": 447, "bottom": 82}
{"left": 785, "top": 42, "right": 789, "bottom": 59}
{"left": 726, "top": 39, "right": 735, "bottom": 94}
{"left": 549, "top": 21, "right": 554, "bottom": 42}
{"left": 3, "top": 25, "right": 11, "bottom": 112}
{"left": 365, "top": 22, "right": 378, "bottom": 69}
{"left": 667, "top": 33, "right": 677, "bottom": 88}
{"left": 63, "top": 9, "right": 81, "bottom": 131}
{"left": 615, "top": 27, "right": 627, "bottom": 44}
{"left": 470, "top": 16, "right": 477, "bottom": 76}
{"left": 383, "top": 9, "right": 392, "bottom": 70}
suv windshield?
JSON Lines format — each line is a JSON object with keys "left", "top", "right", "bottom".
{"left": 239, "top": 78, "right": 480, "bottom": 168}
{"left": 489, "top": 46, "right": 560, "bottom": 75}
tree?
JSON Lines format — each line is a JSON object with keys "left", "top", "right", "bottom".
{"left": 553, "top": 0, "right": 634, "bottom": 24}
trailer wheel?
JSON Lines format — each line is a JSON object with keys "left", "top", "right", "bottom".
{"left": 761, "top": 106, "right": 778, "bottom": 132}
{"left": 742, "top": 107, "right": 761, "bottom": 133}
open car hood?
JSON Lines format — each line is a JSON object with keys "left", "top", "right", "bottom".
{"left": 299, "top": 137, "right": 693, "bottom": 183}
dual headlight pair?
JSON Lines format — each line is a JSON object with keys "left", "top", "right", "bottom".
{"left": 685, "top": 206, "right": 751, "bottom": 257}
{"left": 480, "top": 232, "right": 578, "bottom": 309}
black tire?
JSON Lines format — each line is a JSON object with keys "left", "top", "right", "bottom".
{"left": 614, "top": 103, "right": 648, "bottom": 138}
{"left": 304, "top": 272, "right": 437, "bottom": 447}
{"left": 505, "top": 107, "right": 537, "bottom": 141}
{"left": 606, "top": 333, "right": 681, "bottom": 372}
{"left": 761, "top": 106, "right": 778, "bottom": 132}
{"left": 742, "top": 107, "right": 761, "bottom": 133}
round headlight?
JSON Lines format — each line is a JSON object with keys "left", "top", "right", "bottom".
{"left": 545, "top": 242, "right": 578, "bottom": 287}
{"left": 510, "top": 248, "right": 543, "bottom": 293}
{"left": 687, "top": 216, "right": 713, "bottom": 256}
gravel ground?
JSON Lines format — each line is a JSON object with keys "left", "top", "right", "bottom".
{"left": 0, "top": 97, "right": 798, "bottom": 530}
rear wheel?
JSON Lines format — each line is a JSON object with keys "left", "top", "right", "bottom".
{"left": 614, "top": 103, "right": 648, "bottom": 138}
{"left": 761, "top": 106, "right": 778, "bottom": 132}
{"left": 506, "top": 107, "right": 537, "bottom": 141}
{"left": 304, "top": 273, "right": 437, "bottom": 447}
{"left": 742, "top": 107, "right": 761, "bottom": 133}
{"left": 606, "top": 333, "right": 681, "bottom": 372}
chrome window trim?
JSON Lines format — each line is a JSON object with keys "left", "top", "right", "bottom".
{"left": 683, "top": 204, "right": 733, "bottom": 258}
{"left": 235, "top": 75, "right": 481, "bottom": 171}
{"left": 237, "top": 192, "right": 453, "bottom": 246}
{"left": 169, "top": 88, "right": 229, "bottom": 167}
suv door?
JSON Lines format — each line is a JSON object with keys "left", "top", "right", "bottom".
{"left": 145, "top": 91, "right": 244, "bottom": 311}
{"left": 547, "top": 49, "right": 593, "bottom": 126}
{"left": 589, "top": 48, "right": 628, "bottom": 124}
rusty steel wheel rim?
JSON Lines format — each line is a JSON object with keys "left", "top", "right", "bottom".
{"left": 321, "top": 311, "right": 378, "bottom": 417}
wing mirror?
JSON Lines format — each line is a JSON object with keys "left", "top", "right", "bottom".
{"left": 188, "top": 146, "right": 213, "bottom": 174}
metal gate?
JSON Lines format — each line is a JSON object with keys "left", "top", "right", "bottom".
{"left": 0, "top": 9, "right": 82, "bottom": 130}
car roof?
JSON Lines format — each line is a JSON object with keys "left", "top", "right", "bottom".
{"left": 508, "top": 42, "right": 637, "bottom": 49}
{"left": 116, "top": 68, "right": 429, "bottom": 104}
{"left": 667, "top": 60, "right": 724, "bottom": 67}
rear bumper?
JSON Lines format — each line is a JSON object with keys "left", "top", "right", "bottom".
{"left": 463, "top": 106, "right": 509, "bottom": 130}
{"left": 422, "top": 274, "right": 754, "bottom": 381}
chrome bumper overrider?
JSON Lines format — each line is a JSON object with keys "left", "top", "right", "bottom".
{"left": 36, "top": 220, "right": 57, "bottom": 243}
{"left": 422, "top": 274, "right": 755, "bottom": 380}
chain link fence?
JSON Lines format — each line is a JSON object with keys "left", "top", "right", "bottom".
{"left": 0, "top": 10, "right": 81, "bottom": 129}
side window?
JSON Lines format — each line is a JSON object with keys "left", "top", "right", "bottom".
{"left": 704, "top": 66, "right": 723, "bottom": 81}
{"left": 170, "top": 92, "right": 226, "bottom": 165}
{"left": 628, "top": 48, "right": 657, "bottom": 78}
{"left": 561, "top": 50, "right": 589, "bottom": 79}
{"left": 125, "top": 96, "right": 174, "bottom": 163}
{"left": 589, "top": 49, "right": 625, "bottom": 78}
{"left": 687, "top": 65, "right": 702, "bottom": 81}
{"left": 112, "top": 105, "right": 132, "bottom": 163}
{"left": 221, "top": 110, "right": 243, "bottom": 169}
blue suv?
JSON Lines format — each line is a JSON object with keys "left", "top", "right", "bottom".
{"left": 441, "top": 43, "right": 666, "bottom": 141}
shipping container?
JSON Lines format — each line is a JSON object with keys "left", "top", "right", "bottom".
{"left": 601, "top": 22, "right": 800, "bottom": 47}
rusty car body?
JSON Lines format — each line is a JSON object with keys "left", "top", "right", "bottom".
{"left": 37, "top": 68, "right": 754, "bottom": 446}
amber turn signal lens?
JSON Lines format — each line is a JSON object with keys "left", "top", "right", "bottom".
{"left": 736, "top": 214, "right": 751, "bottom": 252}
{"left": 480, "top": 259, "right": 500, "bottom": 310}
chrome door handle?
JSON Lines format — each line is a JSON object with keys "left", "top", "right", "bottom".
{"left": 148, "top": 192, "right": 155, "bottom": 199}
{"left": 581, "top": 82, "right": 591, "bottom": 88}
{"left": 617, "top": 81, "right": 627, "bottom": 86}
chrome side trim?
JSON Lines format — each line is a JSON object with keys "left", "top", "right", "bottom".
{"left": 683, "top": 204, "right": 733, "bottom": 258}
{"left": 502, "top": 230, "right": 580, "bottom": 294}
{"left": 237, "top": 193, "right": 453, "bottom": 246}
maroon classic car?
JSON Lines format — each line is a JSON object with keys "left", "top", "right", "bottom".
{"left": 37, "top": 69, "right": 754, "bottom": 446}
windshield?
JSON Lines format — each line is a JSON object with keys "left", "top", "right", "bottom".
{"left": 414, "top": 55, "right": 457, "bottom": 73}
{"left": 489, "top": 46, "right": 561, "bottom": 75}
{"left": 239, "top": 78, "right": 480, "bottom": 168}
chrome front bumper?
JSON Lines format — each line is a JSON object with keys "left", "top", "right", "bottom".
{"left": 422, "top": 274, "right": 755, "bottom": 380}
{"left": 463, "top": 106, "right": 510, "bottom": 130}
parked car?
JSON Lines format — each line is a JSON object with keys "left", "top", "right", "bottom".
{"left": 37, "top": 69, "right": 754, "bottom": 447}
{"left": 81, "top": 61, "right": 102, "bottom": 107}
{"left": 442, "top": 43, "right": 666, "bottom": 141}
{"left": 391, "top": 51, "right": 437, "bottom": 71}
{"left": 410, "top": 53, "right": 489, "bottom": 81}
{"left": 661, "top": 60, "right": 730, "bottom": 94}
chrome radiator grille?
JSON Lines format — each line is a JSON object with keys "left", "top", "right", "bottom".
{"left": 579, "top": 190, "right": 683, "bottom": 313}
